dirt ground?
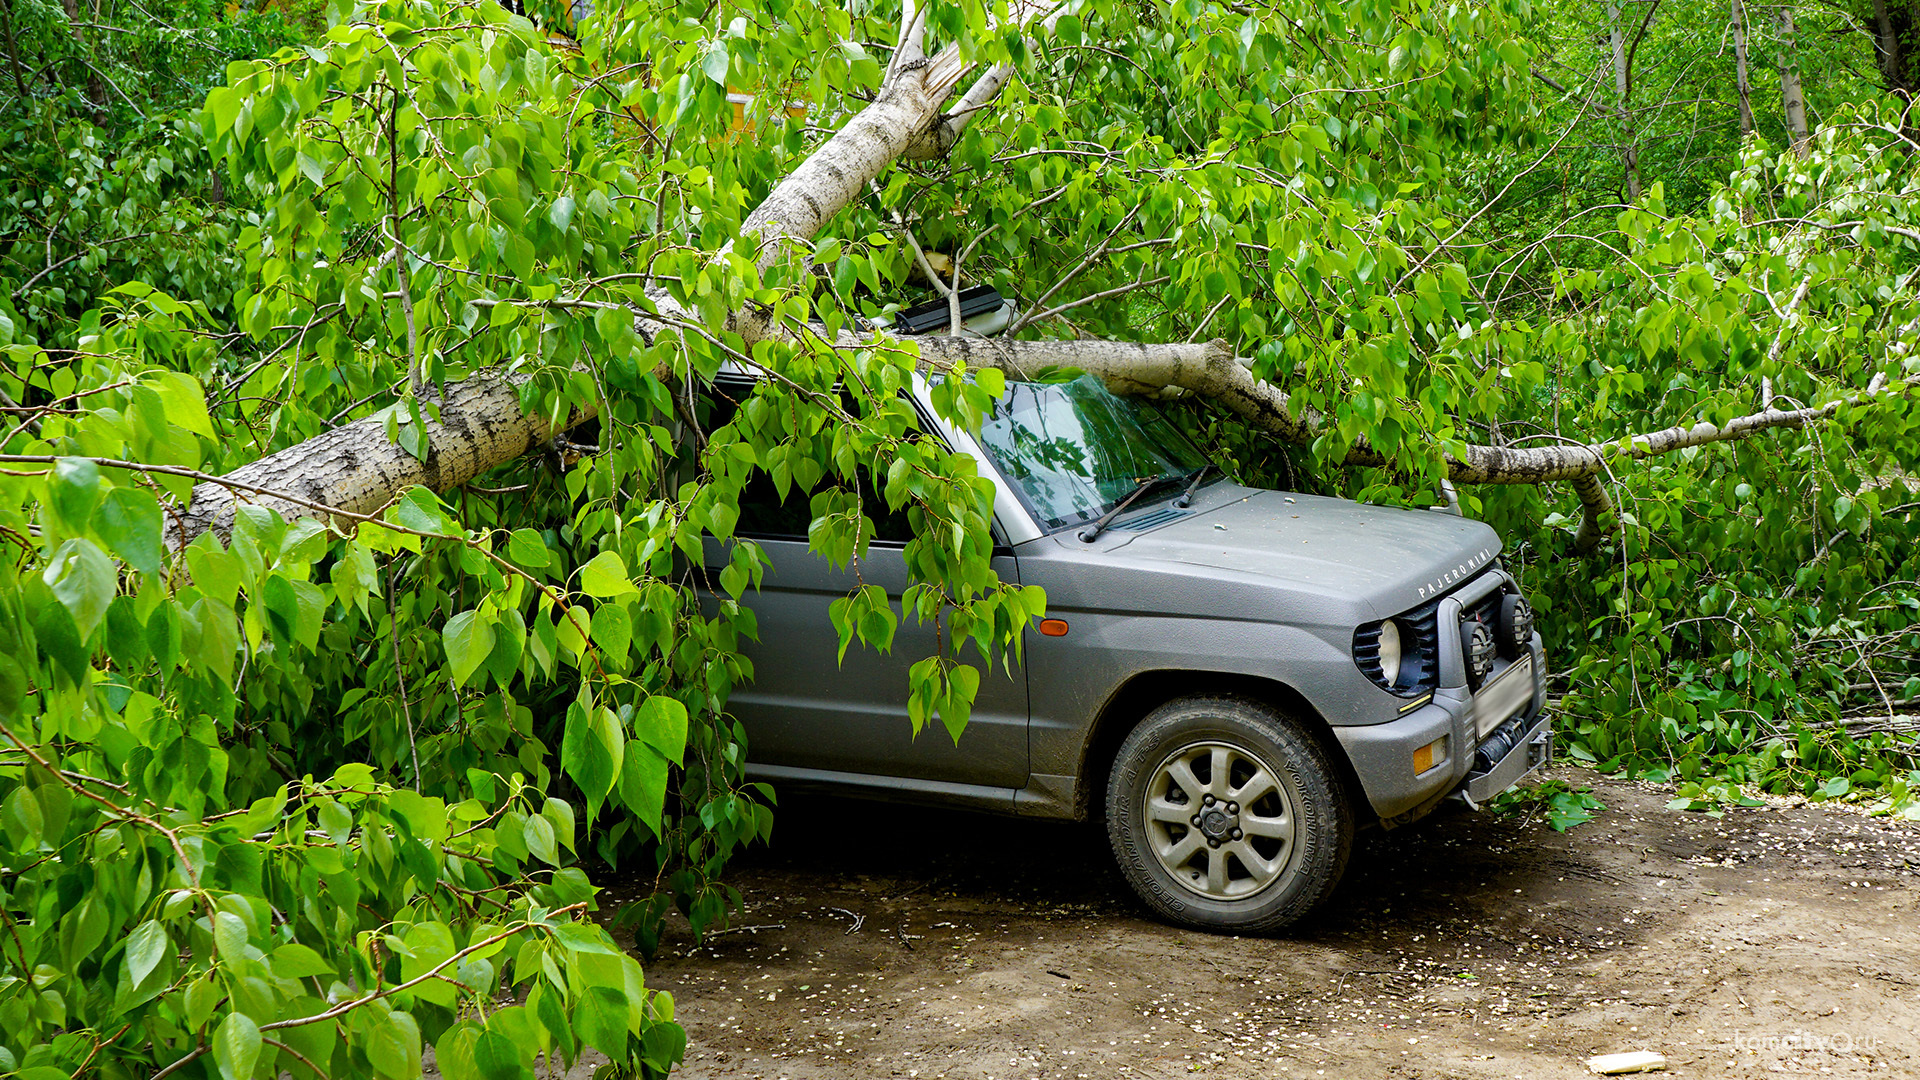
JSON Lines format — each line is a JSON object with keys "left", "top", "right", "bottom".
{"left": 626, "top": 769, "right": 1920, "bottom": 1079}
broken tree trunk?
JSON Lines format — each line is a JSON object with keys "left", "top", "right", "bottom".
{"left": 170, "top": 374, "right": 573, "bottom": 549}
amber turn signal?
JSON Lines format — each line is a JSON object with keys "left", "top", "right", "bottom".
{"left": 1413, "top": 735, "right": 1448, "bottom": 774}
{"left": 1039, "top": 618, "right": 1070, "bottom": 637}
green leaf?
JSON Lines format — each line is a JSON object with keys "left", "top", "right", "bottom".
{"left": 3, "top": 786, "right": 45, "bottom": 849}
{"left": 632, "top": 696, "right": 688, "bottom": 767}
{"left": 507, "top": 528, "right": 550, "bottom": 568}
{"left": 212, "top": 1012, "right": 262, "bottom": 1080}
{"left": 297, "top": 152, "right": 326, "bottom": 188}
{"left": 34, "top": 594, "right": 89, "bottom": 684}
{"left": 276, "top": 998, "right": 336, "bottom": 1079}
{"left": 590, "top": 603, "right": 631, "bottom": 665}
{"left": 126, "top": 920, "right": 168, "bottom": 988}
{"left": 436, "top": 1026, "right": 483, "bottom": 1080}
{"left": 942, "top": 663, "right": 980, "bottom": 743}
{"left": 543, "top": 798, "right": 577, "bottom": 853}
{"left": 444, "top": 609, "right": 496, "bottom": 688}
{"left": 618, "top": 745, "right": 670, "bottom": 837}
{"left": 560, "top": 701, "right": 619, "bottom": 821}
{"left": 186, "top": 976, "right": 221, "bottom": 1032}
{"left": 269, "top": 942, "right": 335, "bottom": 980}
{"left": 94, "top": 487, "right": 166, "bottom": 574}
{"left": 701, "top": 42, "right": 730, "bottom": 86}
{"left": 472, "top": 1030, "right": 526, "bottom": 1080}
{"left": 401, "top": 922, "right": 458, "bottom": 1008}
{"left": 575, "top": 985, "right": 632, "bottom": 1055}
{"left": 394, "top": 487, "right": 458, "bottom": 536}
{"left": 45, "top": 538, "right": 117, "bottom": 640}
{"left": 147, "top": 371, "right": 216, "bottom": 440}
{"left": 51, "top": 457, "right": 103, "bottom": 534}
{"left": 185, "top": 538, "right": 243, "bottom": 608}
{"left": 367, "top": 1011, "right": 422, "bottom": 1080}
{"left": 524, "top": 813, "right": 559, "bottom": 866}
{"left": 579, "top": 551, "right": 637, "bottom": 597}
{"left": 261, "top": 574, "right": 303, "bottom": 648}
{"left": 212, "top": 910, "right": 249, "bottom": 959}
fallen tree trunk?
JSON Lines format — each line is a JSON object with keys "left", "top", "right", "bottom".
{"left": 913, "top": 335, "right": 1920, "bottom": 552}
{"left": 169, "top": 374, "right": 567, "bottom": 549}
{"left": 181, "top": 298, "right": 1917, "bottom": 554}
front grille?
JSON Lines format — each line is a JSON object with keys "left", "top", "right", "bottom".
{"left": 1460, "top": 592, "right": 1499, "bottom": 636}
{"left": 1356, "top": 572, "right": 1521, "bottom": 696}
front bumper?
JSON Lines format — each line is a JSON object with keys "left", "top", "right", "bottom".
{"left": 1462, "top": 710, "right": 1552, "bottom": 806}
{"left": 1333, "top": 630, "right": 1550, "bottom": 822}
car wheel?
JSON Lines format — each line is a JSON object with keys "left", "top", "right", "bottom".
{"left": 1105, "top": 695, "right": 1352, "bottom": 932}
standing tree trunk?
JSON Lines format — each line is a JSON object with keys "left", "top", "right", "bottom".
{"left": 1731, "top": 0, "right": 1755, "bottom": 135}
{"left": 1780, "top": 7, "right": 1810, "bottom": 150}
{"left": 1869, "top": 0, "right": 1909, "bottom": 95}
{"left": 56, "top": 0, "right": 106, "bottom": 122}
{"left": 1608, "top": 1, "right": 1642, "bottom": 201}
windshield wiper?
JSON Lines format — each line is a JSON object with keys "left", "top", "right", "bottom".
{"left": 1078, "top": 476, "right": 1169, "bottom": 543}
{"left": 1173, "top": 464, "right": 1214, "bottom": 508}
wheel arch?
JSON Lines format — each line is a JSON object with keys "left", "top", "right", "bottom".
{"left": 1077, "top": 670, "right": 1367, "bottom": 823}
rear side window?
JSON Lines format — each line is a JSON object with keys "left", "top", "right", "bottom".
{"left": 700, "top": 382, "right": 912, "bottom": 546}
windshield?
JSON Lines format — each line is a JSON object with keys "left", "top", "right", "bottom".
{"left": 975, "top": 374, "right": 1209, "bottom": 531}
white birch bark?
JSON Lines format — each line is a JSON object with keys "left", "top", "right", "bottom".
{"left": 913, "top": 335, "right": 1920, "bottom": 551}
{"left": 172, "top": 374, "right": 576, "bottom": 549}
{"left": 1608, "top": 1, "right": 1642, "bottom": 201}
{"left": 1731, "top": 0, "right": 1754, "bottom": 136}
{"left": 1781, "top": 8, "right": 1809, "bottom": 149}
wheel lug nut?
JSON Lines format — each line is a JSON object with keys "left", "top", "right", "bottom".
{"left": 1191, "top": 816, "right": 1202, "bottom": 827}
{"left": 1227, "top": 802, "right": 1238, "bottom": 813}
{"left": 1203, "top": 794, "right": 1214, "bottom": 805}
{"left": 1231, "top": 828, "right": 1243, "bottom": 840}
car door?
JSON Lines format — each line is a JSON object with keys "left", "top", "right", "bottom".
{"left": 703, "top": 392, "right": 1031, "bottom": 792}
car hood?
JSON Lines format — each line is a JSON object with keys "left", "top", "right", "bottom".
{"left": 1103, "top": 487, "right": 1502, "bottom": 618}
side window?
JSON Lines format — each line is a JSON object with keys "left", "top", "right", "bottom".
{"left": 856, "top": 470, "right": 914, "bottom": 546}
{"left": 701, "top": 383, "right": 914, "bottom": 546}
{"left": 737, "top": 473, "right": 813, "bottom": 540}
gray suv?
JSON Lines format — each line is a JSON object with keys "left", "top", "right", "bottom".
{"left": 708, "top": 371, "right": 1550, "bottom": 932}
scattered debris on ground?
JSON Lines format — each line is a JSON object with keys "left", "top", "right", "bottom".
{"left": 624, "top": 769, "right": 1920, "bottom": 1078}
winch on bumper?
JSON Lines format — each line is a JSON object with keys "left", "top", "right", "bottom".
{"left": 1334, "top": 570, "right": 1553, "bottom": 825}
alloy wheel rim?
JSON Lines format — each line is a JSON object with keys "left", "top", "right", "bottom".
{"left": 1143, "top": 740, "right": 1296, "bottom": 900}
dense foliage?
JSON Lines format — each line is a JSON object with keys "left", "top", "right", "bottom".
{"left": 1, "top": 0, "right": 1916, "bottom": 1078}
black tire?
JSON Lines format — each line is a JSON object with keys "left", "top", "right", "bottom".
{"left": 1105, "top": 695, "right": 1352, "bottom": 933}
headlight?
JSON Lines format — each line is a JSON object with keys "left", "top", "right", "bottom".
{"left": 1354, "top": 614, "right": 1436, "bottom": 695}
{"left": 1377, "top": 618, "right": 1403, "bottom": 687}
